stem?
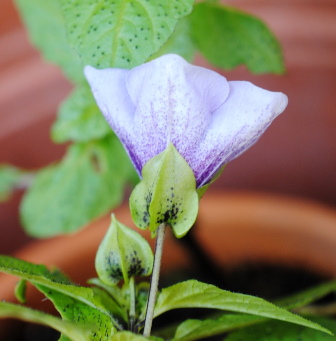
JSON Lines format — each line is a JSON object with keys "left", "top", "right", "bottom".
{"left": 129, "top": 276, "right": 136, "bottom": 332}
{"left": 143, "top": 223, "right": 166, "bottom": 337}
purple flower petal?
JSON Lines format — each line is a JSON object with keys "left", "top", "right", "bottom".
{"left": 192, "top": 81, "right": 288, "bottom": 187}
{"left": 125, "top": 54, "right": 230, "bottom": 175}
{"left": 84, "top": 54, "right": 288, "bottom": 187}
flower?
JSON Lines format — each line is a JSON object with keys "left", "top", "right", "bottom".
{"left": 84, "top": 54, "right": 288, "bottom": 188}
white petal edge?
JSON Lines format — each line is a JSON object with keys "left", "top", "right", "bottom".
{"left": 193, "top": 81, "right": 288, "bottom": 187}
{"left": 84, "top": 65, "right": 134, "bottom": 142}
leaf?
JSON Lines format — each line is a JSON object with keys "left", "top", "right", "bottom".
{"left": 226, "top": 317, "right": 336, "bottom": 341}
{"left": 14, "top": 279, "right": 27, "bottom": 304}
{"left": 111, "top": 331, "right": 157, "bottom": 340}
{"left": 15, "top": 0, "right": 83, "bottom": 82}
{"left": 154, "top": 280, "right": 331, "bottom": 335}
{"left": 276, "top": 280, "right": 336, "bottom": 311}
{"left": 52, "top": 84, "right": 111, "bottom": 143}
{"left": 20, "top": 134, "right": 133, "bottom": 237}
{"left": 88, "top": 278, "right": 126, "bottom": 309}
{"left": 135, "top": 282, "right": 150, "bottom": 320}
{"left": 60, "top": 0, "right": 194, "bottom": 69}
{"left": 0, "top": 301, "right": 90, "bottom": 341}
{"left": 191, "top": 2, "right": 285, "bottom": 74}
{"left": 150, "top": 16, "right": 196, "bottom": 62}
{"left": 173, "top": 280, "right": 336, "bottom": 341}
{"left": 36, "top": 285, "right": 118, "bottom": 340}
{"left": 130, "top": 143, "right": 199, "bottom": 238}
{"left": 0, "top": 165, "right": 22, "bottom": 201}
{"left": 173, "top": 314, "right": 264, "bottom": 341}
{"left": 0, "top": 256, "right": 124, "bottom": 338}
{"left": 95, "top": 214, "right": 153, "bottom": 285}
{"left": 0, "top": 256, "right": 100, "bottom": 311}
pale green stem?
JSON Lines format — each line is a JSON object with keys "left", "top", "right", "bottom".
{"left": 143, "top": 223, "right": 166, "bottom": 337}
{"left": 129, "top": 276, "right": 136, "bottom": 332}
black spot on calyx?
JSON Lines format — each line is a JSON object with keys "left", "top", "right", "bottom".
{"left": 156, "top": 202, "right": 180, "bottom": 225}
{"left": 106, "top": 252, "right": 123, "bottom": 281}
{"left": 127, "top": 250, "right": 146, "bottom": 277}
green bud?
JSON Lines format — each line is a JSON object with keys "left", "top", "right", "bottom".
{"left": 130, "top": 143, "right": 199, "bottom": 238}
{"left": 95, "top": 215, "right": 154, "bottom": 285}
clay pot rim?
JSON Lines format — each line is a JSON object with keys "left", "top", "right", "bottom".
{"left": 8, "top": 191, "right": 336, "bottom": 273}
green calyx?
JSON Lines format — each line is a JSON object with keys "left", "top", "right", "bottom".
{"left": 130, "top": 143, "right": 199, "bottom": 238}
{"left": 95, "top": 215, "right": 154, "bottom": 285}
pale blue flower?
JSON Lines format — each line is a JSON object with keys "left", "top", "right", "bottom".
{"left": 85, "top": 54, "right": 287, "bottom": 187}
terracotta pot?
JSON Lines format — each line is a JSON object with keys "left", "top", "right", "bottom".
{"left": 2, "top": 191, "right": 336, "bottom": 300}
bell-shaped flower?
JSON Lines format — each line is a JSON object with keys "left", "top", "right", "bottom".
{"left": 84, "top": 54, "right": 288, "bottom": 188}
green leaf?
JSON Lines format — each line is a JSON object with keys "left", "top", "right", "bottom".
{"left": 15, "top": 0, "right": 83, "bottom": 82}
{"left": 14, "top": 279, "right": 27, "bottom": 304}
{"left": 154, "top": 280, "right": 331, "bottom": 335}
{"left": 226, "top": 317, "right": 336, "bottom": 341}
{"left": 173, "top": 314, "right": 264, "bottom": 341}
{"left": 0, "top": 256, "right": 98, "bottom": 310}
{"left": 60, "top": 0, "right": 194, "bottom": 69}
{"left": 150, "top": 16, "right": 196, "bottom": 62}
{"left": 130, "top": 143, "right": 199, "bottom": 238}
{"left": 36, "top": 285, "right": 118, "bottom": 340}
{"left": 0, "top": 165, "right": 22, "bottom": 202}
{"left": 88, "top": 278, "right": 126, "bottom": 309}
{"left": 0, "top": 255, "right": 125, "bottom": 336}
{"left": 95, "top": 214, "right": 153, "bottom": 285}
{"left": 173, "top": 279, "right": 336, "bottom": 341}
{"left": 135, "top": 281, "right": 150, "bottom": 321}
{"left": 276, "top": 280, "right": 336, "bottom": 311}
{"left": 21, "top": 134, "right": 133, "bottom": 237}
{"left": 191, "top": 2, "right": 285, "bottom": 74}
{"left": 52, "top": 84, "right": 110, "bottom": 143}
{"left": 0, "top": 301, "right": 90, "bottom": 341}
{"left": 111, "top": 331, "right": 157, "bottom": 341}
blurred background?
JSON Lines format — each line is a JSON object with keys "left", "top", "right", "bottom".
{"left": 0, "top": 0, "right": 335, "bottom": 254}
